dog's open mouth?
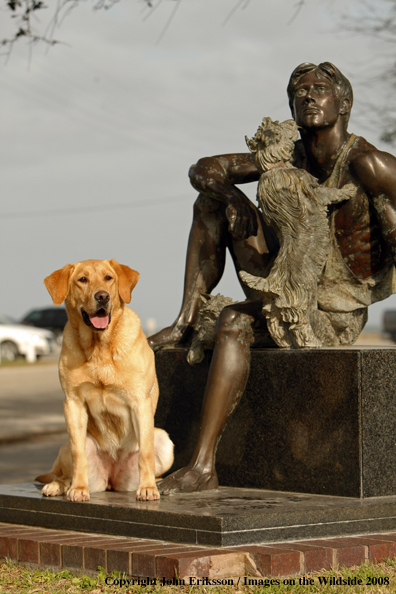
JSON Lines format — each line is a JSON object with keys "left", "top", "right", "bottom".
{"left": 82, "top": 308, "right": 111, "bottom": 331}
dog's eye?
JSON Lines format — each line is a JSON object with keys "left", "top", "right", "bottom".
{"left": 78, "top": 277, "right": 88, "bottom": 283}
{"left": 104, "top": 275, "right": 112, "bottom": 281}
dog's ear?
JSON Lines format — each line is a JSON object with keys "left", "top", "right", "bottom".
{"left": 109, "top": 260, "right": 140, "bottom": 304}
{"left": 44, "top": 264, "right": 74, "bottom": 306}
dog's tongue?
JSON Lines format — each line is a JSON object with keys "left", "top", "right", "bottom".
{"left": 89, "top": 311, "right": 109, "bottom": 329}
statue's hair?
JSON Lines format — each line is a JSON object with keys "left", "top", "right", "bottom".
{"left": 287, "top": 62, "right": 353, "bottom": 125}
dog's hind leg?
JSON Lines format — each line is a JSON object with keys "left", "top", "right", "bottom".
{"left": 154, "top": 428, "right": 174, "bottom": 478}
{"left": 111, "top": 429, "right": 174, "bottom": 493}
{"left": 41, "top": 477, "right": 71, "bottom": 497}
{"left": 291, "top": 315, "right": 321, "bottom": 348}
{"left": 39, "top": 443, "right": 72, "bottom": 497}
{"left": 40, "top": 437, "right": 111, "bottom": 496}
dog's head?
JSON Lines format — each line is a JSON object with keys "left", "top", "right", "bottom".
{"left": 44, "top": 259, "right": 139, "bottom": 332}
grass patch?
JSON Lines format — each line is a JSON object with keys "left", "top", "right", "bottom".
{"left": 0, "top": 358, "right": 33, "bottom": 368}
{"left": 2, "top": 559, "right": 396, "bottom": 593}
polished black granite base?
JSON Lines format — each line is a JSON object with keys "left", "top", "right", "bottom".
{"left": 0, "top": 483, "right": 396, "bottom": 546}
{"left": 2, "top": 483, "right": 396, "bottom": 546}
{"left": 155, "top": 346, "right": 396, "bottom": 499}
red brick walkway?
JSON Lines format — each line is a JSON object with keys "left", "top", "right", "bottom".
{"left": 1, "top": 522, "right": 396, "bottom": 579}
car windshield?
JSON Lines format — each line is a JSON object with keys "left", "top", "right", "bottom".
{"left": 0, "top": 314, "right": 17, "bottom": 325}
{"left": 23, "top": 311, "right": 43, "bottom": 322}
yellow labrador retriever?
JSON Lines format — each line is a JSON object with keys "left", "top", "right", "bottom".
{"left": 37, "top": 259, "right": 173, "bottom": 501}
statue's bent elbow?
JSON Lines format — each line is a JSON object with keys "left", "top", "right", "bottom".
{"left": 188, "top": 158, "right": 212, "bottom": 194}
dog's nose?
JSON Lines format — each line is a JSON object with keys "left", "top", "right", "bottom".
{"left": 95, "top": 291, "right": 110, "bottom": 304}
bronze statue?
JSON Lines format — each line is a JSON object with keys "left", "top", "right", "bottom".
{"left": 149, "top": 62, "right": 396, "bottom": 494}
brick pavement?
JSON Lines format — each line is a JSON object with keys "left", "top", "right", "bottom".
{"left": 1, "top": 522, "right": 396, "bottom": 579}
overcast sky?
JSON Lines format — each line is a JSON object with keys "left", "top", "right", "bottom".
{"left": 1, "top": 0, "right": 395, "bottom": 331}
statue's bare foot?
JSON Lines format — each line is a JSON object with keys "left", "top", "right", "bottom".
{"left": 158, "top": 467, "right": 219, "bottom": 494}
{"left": 148, "top": 323, "right": 192, "bottom": 351}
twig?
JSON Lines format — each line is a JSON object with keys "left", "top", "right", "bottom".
{"left": 156, "top": 0, "right": 181, "bottom": 44}
{"left": 287, "top": 0, "right": 305, "bottom": 25}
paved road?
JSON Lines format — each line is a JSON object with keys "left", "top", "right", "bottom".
{"left": 0, "top": 361, "right": 67, "bottom": 484}
{"left": 0, "top": 362, "right": 65, "bottom": 442}
{"left": 354, "top": 331, "right": 395, "bottom": 346}
{"left": 0, "top": 432, "right": 67, "bottom": 484}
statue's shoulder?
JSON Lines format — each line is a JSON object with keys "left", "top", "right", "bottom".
{"left": 348, "top": 135, "right": 377, "bottom": 162}
{"left": 348, "top": 135, "right": 396, "bottom": 182}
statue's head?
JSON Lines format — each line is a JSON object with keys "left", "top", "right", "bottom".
{"left": 287, "top": 62, "right": 353, "bottom": 129}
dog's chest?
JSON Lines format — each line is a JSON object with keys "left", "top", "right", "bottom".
{"left": 84, "top": 385, "right": 133, "bottom": 452}
{"left": 82, "top": 364, "right": 128, "bottom": 411}
{"left": 79, "top": 353, "right": 122, "bottom": 386}
{"left": 79, "top": 363, "right": 133, "bottom": 442}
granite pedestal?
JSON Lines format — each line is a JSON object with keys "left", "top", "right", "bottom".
{"left": 2, "top": 483, "right": 396, "bottom": 546}
{"left": 155, "top": 346, "right": 396, "bottom": 499}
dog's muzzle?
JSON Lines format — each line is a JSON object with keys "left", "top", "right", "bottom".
{"left": 82, "top": 308, "right": 111, "bottom": 331}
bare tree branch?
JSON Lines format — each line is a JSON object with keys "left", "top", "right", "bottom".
{"left": 287, "top": 0, "right": 305, "bottom": 26}
{"left": 222, "top": 0, "right": 250, "bottom": 27}
{"left": 1, "top": 0, "right": 182, "bottom": 53}
{"left": 155, "top": 0, "right": 180, "bottom": 44}
{"left": 336, "top": 0, "right": 396, "bottom": 144}
{"left": 1, "top": 0, "right": 123, "bottom": 50}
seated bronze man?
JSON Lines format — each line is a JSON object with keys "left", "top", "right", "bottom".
{"left": 149, "top": 62, "right": 396, "bottom": 494}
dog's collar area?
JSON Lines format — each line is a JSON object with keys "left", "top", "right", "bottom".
{"left": 81, "top": 308, "right": 111, "bottom": 331}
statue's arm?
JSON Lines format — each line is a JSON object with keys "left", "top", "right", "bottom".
{"left": 188, "top": 153, "right": 260, "bottom": 240}
{"left": 351, "top": 150, "right": 396, "bottom": 262}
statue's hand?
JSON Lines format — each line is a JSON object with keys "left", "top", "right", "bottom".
{"left": 225, "top": 196, "right": 258, "bottom": 240}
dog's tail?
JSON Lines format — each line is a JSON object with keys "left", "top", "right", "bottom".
{"left": 35, "top": 473, "right": 56, "bottom": 484}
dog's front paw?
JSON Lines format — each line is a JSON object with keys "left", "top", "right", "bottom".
{"left": 136, "top": 485, "right": 160, "bottom": 501}
{"left": 239, "top": 270, "right": 268, "bottom": 293}
{"left": 67, "top": 486, "right": 90, "bottom": 502}
{"left": 42, "top": 481, "right": 65, "bottom": 497}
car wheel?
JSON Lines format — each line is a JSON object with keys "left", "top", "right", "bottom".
{"left": 0, "top": 341, "right": 19, "bottom": 362}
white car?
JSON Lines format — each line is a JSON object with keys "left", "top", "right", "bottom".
{"left": 0, "top": 315, "right": 56, "bottom": 363}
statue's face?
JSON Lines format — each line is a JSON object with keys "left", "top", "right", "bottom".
{"left": 292, "top": 71, "right": 342, "bottom": 130}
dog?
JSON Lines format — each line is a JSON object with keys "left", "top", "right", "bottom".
{"left": 36, "top": 259, "right": 174, "bottom": 501}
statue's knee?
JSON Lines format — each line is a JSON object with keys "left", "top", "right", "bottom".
{"left": 217, "top": 306, "right": 240, "bottom": 329}
{"left": 194, "top": 194, "right": 223, "bottom": 216}
{"left": 216, "top": 307, "right": 254, "bottom": 344}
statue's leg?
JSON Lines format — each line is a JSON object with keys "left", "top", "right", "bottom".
{"left": 148, "top": 196, "right": 275, "bottom": 350}
{"left": 158, "top": 299, "right": 264, "bottom": 494}
{"left": 148, "top": 194, "right": 228, "bottom": 350}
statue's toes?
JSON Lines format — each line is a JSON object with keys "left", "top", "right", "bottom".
{"left": 158, "top": 468, "right": 218, "bottom": 495}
